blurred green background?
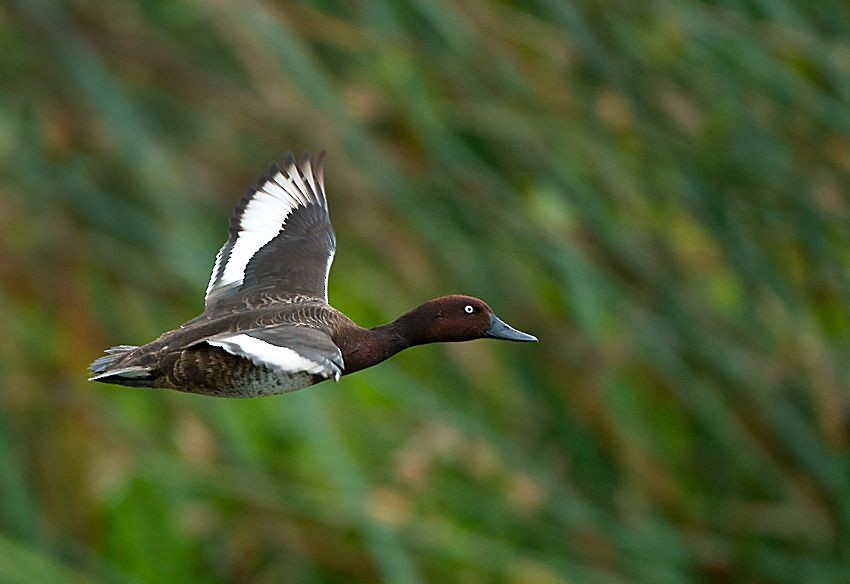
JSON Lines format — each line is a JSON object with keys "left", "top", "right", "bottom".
{"left": 3, "top": 1, "right": 850, "bottom": 582}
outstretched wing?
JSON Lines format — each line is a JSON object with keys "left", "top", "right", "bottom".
{"left": 206, "top": 325, "right": 344, "bottom": 381}
{"left": 205, "top": 152, "right": 336, "bottom": 308}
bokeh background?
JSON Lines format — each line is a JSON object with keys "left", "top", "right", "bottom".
{"left": 3, "top": 1, "right": 850, "bottom": 582}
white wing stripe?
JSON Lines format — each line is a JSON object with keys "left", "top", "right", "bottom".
{"left": 262, "top": 179, "right": 294, "bottom": 203}
{"left": 287, "top": 161, "right": 312, "bottom": 202}
{"left": 302, "top": 158, "right": 318, "bottom": 198}
{"left": 206, "top": 250, "right": 226, "bottom": 298}
{"left": 204, "top": 154, "right": 332, "bottom": 304}
{"left": 209, "top": 334, "right": 326, "bottom": 375}
{"left": 324, "top": 249, "right": 335, "bottom": 298}
{"left": 273, "top": 171, "right": 306, "bottom": 203}
{"left": 208, "top": 182, "right": 299, "bottom": 297}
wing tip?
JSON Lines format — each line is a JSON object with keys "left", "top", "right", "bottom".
{"left": 281, "top": 150, "right": 327, "bottom": 208}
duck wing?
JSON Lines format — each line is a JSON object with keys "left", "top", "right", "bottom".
{"left": 204, "top": 152, "right": 336, "bottom": 309}
{"left": 203, "top": 325, "right": 344, "bottom": 381}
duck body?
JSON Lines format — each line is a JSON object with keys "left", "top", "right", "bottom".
{"left": 92, "top": 301, "right": 351, "bottom": 397}
{"left": 90, "top": 153, "right": 536, "bottom": 398}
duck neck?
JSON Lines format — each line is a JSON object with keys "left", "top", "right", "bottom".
{"left": 340, "top": 310, "right": 432, "bottom": 374}
{"left": 375, "top": 305, "right": 437, "bottom": 348}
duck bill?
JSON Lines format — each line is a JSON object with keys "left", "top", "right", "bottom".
{"left": 486, "top": 314, "right": 538, "bottom": 342}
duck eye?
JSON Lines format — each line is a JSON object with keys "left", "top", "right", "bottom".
{"left": 464, "top": 305, "right": 474, "bottom": 314}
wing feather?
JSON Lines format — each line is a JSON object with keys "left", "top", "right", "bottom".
{"left": 205, "top": 152, "right": 336, "bottom": 309}
{"left": 207, "top": 326, "right": 343, "bottom": 380}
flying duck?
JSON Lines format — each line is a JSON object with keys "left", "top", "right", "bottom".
{"left": 89, "top": 152, "right": 537, "bottom": 397}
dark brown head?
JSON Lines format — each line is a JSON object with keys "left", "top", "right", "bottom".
{"left": 395, "top": 294, "right": 538, "bottom": 345}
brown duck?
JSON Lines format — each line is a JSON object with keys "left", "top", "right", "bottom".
{"left": 89, "top": 152, "right": 537, "bottom": 397}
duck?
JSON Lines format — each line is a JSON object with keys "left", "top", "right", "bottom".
{"left": 89, "top": 152, "right": 537, "bottom": 397}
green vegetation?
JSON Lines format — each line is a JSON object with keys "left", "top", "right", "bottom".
{"left": 3, "top": 1, "right": 850, "bottom": 582}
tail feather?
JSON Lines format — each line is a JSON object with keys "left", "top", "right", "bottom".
{"left": 89, "top": 345, "right": 157, "bottom": 387}
{"left": 89, "top": 345, "right": 138, "bottom": 376}
{"left": 104, "top": 345, "right": 138, "bottom": 355}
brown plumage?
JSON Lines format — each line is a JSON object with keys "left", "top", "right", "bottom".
{"left": 89, "top": 153, "right": 536, "bottom": 397}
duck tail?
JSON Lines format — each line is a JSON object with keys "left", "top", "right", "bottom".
{"left": 88, "top": 345, "right": 156, "bottom": 388}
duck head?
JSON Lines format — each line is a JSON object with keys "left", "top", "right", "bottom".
{"left": 397, "top": 295, "right": 538, "bottom": 345}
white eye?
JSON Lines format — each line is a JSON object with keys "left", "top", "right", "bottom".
{"left": 464, "top": 305, "right": 474, "bottom": 314}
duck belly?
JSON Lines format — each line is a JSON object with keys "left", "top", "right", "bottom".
{"left": 159, "top": 346, "right": 325, "bottom": 397}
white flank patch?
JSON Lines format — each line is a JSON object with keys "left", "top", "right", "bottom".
{"left": 205, "top": 164, "right": 313, "bottom": 301}
{"left": 208, "top": 333, "right": 327, "bottom": 376}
